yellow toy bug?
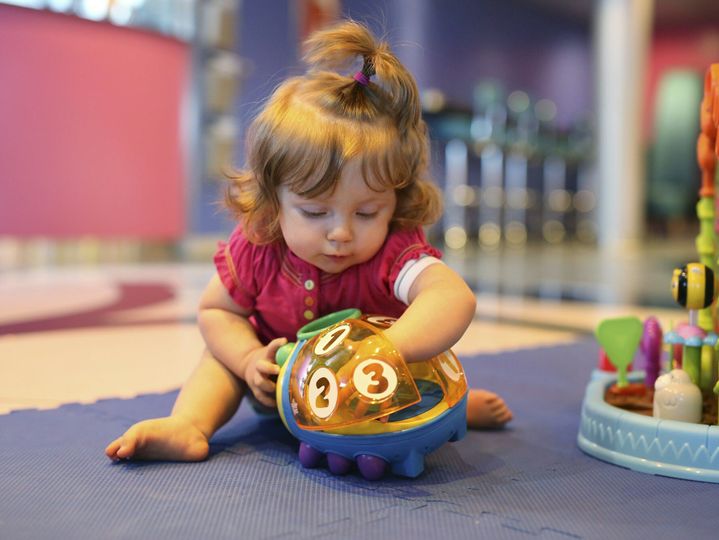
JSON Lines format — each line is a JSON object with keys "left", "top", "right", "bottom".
{"left": 672, "top": 263, "right": 716, "bottom": 310}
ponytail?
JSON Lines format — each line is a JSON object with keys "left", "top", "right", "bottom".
{"left": 302, "top": 20, "right": 421, "bottom": 134}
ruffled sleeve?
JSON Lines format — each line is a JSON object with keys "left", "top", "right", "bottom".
{"left": 213, "top": 225, "right": 259, "bottom": 312}
{"left": 374, "top": 227, "right": 443, "bottom": 301}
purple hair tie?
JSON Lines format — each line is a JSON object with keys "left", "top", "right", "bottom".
{"left": 353, "top": 71, "right": 370, "bottom": 86}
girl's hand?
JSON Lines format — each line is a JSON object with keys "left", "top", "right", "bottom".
{"left": 243, "top": 337, "right": 286, "bottom": 407}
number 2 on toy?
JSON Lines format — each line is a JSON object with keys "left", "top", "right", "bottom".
{"left": 308, "top": 367, "right": 338, "bottom": 419}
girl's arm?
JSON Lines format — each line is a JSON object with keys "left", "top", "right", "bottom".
{"left": 197, "top": 275, "right": 263, "bottom": 375}
{"left": 197, "top": 275, "right": 284, "bottom": 407}
{"left": 383, "top": 263, "right": 476, "bottom": 363}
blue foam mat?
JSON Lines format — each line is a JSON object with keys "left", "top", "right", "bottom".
{"left": 2, "top": 340, "right": 718, "bottom": 539}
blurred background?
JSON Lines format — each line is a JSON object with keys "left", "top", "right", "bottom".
{"left": 1, "top": 0, "right": 719, "bottom": 307}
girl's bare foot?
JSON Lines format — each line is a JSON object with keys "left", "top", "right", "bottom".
{"left": 105, "top": 416, "right": 209, "bottom": 462}
{"left": 466, "top": 389, "right": 513, "bottom": 429}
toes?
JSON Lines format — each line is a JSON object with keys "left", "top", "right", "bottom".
{"left": 496, "top": 409, "right": 513, "bottom": 424}
{"left": 483, "top": 396, "right": 501, "bottom": 407}
{"left": 105, "top": 436, "right": 136, "bottom": 460}
{"left": 115, "top": 438, "right": 137, "bottom": 460}
{"left": 469, "top": 389, "right": 502, "bottom": 406}
{"left": 488, "top": 400, "right": 505, "bottom": 412}
{"left": 491, "top": 401, "right": 511, "bottom": 417}
{"left": 104, "top": 439, "right": 122, "bottom": 460}
{"left": 465, "top": 391, "right": 513, "bottom": 429}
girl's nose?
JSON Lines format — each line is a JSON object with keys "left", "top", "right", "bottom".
{"left": 327, "top": 219, "right": 352, "bottom": 243}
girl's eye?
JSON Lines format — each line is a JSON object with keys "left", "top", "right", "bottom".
{"left": 300, "top": 209, "right": 327, "bottom": 218}
{"left": 356, "top": 211, "right": 378, "bottom": 219}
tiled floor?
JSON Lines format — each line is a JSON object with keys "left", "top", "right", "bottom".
{"left": 0, "top": 240, "right": 692, "bottom": 416}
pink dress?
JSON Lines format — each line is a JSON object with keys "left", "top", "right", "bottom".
{"left": 214, "top": 225, "right": 442, "bottom": 343}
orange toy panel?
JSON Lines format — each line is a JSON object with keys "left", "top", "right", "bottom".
{"left": 288, "top": 319, "right": 421, "bottom": 430}
{"left": 362, "top": 313, "right": 468, "bottom": 407}
{"left": 429, "top": 351, "right": 468, "bottom": 407}
{"left": 404, "top": 351, "right": 468, "bottom": 409}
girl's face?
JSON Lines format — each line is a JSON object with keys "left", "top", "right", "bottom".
{"left": 278, "top": 160, "right": 397, "bottom": 274}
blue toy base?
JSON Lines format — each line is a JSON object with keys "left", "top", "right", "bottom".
{"left": 286, "top": 393, "right": 468, "bottom": 479}
{"left": 577, "top": 370, "right": 719, "bottom": 483}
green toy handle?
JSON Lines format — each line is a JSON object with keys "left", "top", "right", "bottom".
{"left": 274, "top": 308, "right": 363, "bottom": 367}
{"left": 275, "top": 342, "right": 295, "bottom": 368}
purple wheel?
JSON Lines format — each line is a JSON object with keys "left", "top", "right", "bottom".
{"left": 298, "top": 442, "right": 323, "bottom": 469}
{"left": 356, "top": 454, "right": 388, "bottom": 480}
{"left": 326, "top": 452, "right": 353, "bottom": 475}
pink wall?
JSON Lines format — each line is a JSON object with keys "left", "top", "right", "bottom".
{"left": 644, "top": 25, "right": 719, "bottom": 142}
{"left": 0, "top": 6, "right": 189, "bottom": 239}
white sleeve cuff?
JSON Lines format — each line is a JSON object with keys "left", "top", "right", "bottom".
{"left": 393, "top": 256, "right": 443, "bottom": 305}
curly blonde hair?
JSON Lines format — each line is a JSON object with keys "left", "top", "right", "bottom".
{"left": 225, "top": 20, "right": 442, "bottom": 244}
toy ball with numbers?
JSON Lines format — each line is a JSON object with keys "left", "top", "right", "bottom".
{"left": 274, "top": 308, "right": 469, "bottom": 480}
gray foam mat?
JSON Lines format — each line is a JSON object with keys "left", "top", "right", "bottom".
{"left": 2, "top": 340, "right": 718, "bottom": 539}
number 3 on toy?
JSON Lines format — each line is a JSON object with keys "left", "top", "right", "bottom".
{"left": 353, "top": 359, "right": 398, "bottom": 401}
{"left": 308, "top": 367, "right": 338, "bottom": 419}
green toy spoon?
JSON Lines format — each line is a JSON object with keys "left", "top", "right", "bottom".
{"left": 595, "top": 316, "right": 643, "bottom": 387}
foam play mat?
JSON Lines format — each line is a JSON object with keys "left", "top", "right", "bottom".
{"left": 2, "top": 340, "right": 718, "bottom": 539}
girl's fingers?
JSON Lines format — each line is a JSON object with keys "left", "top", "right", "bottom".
{"left": 265, "top": 338, "right": 288, "bottom": 360}
{"left": 254, "top": 390, "right": 277, "bottom": 408}
{"left": 254, "top": 373, "right": 277, "bottom": 393}
{"left": 247, "top": 338, "right": 287, "bottom": 405}
{"left": 256, "top": 359, "right": 280, "bottom": 376}
{"left": 252, "top": 366, "right": 277, "bottom": 391}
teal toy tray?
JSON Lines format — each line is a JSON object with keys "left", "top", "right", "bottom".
{"left": 577, "top": 371, "right": 719, "bottom": 483}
